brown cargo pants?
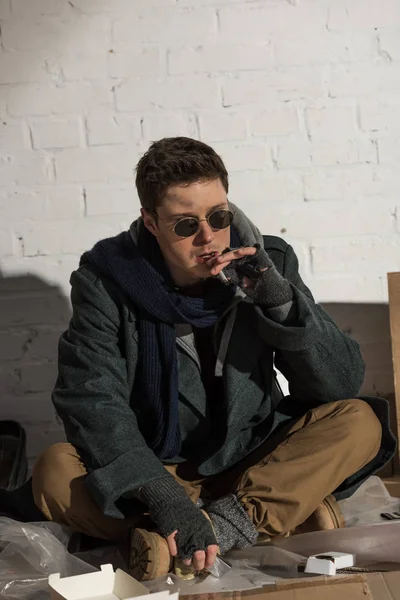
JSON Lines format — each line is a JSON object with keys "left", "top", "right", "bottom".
{"left": 32, "top": 399, "right": 382, "bottom": 541}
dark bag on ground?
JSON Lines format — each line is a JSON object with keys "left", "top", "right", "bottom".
{"left": 0, "top": 420, "right": 27, "bottom": 491}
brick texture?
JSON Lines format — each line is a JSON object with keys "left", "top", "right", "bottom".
{"left": 1, "top": 0, "right": 399, "bottom": 462}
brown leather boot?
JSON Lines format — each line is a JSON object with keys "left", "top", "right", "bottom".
{"left": 129, "top": 528, "right": 172, "bottom": 581}
{"left": 293, "top": 495, "right": 346, "bottom": 535}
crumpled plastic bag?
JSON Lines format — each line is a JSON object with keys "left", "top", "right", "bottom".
{"left": 339, "top": 475, "right": 400, "bottom": 527}
{"left": 0, "top": 518, "right": 96, "bottom": 599}
{"left": 143, "top": 545, "right": 306, "bottom": 595}
{"left": 273, "top": 521, "right": 400, "bottom": 568}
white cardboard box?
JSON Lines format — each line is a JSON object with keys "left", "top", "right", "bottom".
{"left": 48, "top": 563, "right": 178, "bottom": 600}
{"left": 305, "top": 552, "right": 355, "bottom": 576}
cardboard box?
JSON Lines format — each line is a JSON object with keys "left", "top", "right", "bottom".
{"left": 180, "top": 575, "right": 371, "bottom": 600}
{"left": 49, "top": 563, "right": 163, "bottom": 600}
{"left": 384, "top": 272, "right": 400, "bottom": 489}
{"left": 265, "top": 572, "right": 400, "bottom": 600}
{"left": 253, "top": 575, "right": 370, "bottom": 599}
{"left": 181, "top": 572, "right": 400, "bottom": 600}
{"left": 383, "top": 474, "right": 400, "bottom": 498}
{"left": 388, "top": 272, "right": 400, "bottom": 468}
{"left": 367, "top": 571, "right": 400, "bottom": 600}
{"left": 304, "top": 552, "right": 354, "bottom": 575}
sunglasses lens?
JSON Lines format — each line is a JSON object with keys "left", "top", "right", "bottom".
{"left": 173, "top": 210, "right": 233, "bottom": 237}
{"left": 209, "top": 210, "right": 233, "bottom": 230}
{"left": 174, "top": 218, "right": 199, "bottom": 237}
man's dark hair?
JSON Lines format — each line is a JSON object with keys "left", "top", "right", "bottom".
{"left": 135, "top": 137, "right": 229, "bottom": 213}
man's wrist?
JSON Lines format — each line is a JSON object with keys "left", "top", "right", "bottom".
{"left": 139, "top": 474, "right": 187, "bottom": 511}
{"left": 250, "top": 265, "right": 293, "bottom": 308}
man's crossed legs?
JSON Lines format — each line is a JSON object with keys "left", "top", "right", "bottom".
{"left": 32, "top": 399, "right": 381, "bottom": 579}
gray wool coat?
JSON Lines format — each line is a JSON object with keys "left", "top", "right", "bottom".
{"left": 53, "top": 235, "right": 396, "bottom": 519}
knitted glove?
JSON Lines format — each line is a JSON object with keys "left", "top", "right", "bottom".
{"left": 223, "top": 244, "right": 293, "bottom": 308}
{"left": 140, "top": 476, "right": 217, "bottom": 560}
{"left": 207, "top": 494, "right": 258, "bottom": 554}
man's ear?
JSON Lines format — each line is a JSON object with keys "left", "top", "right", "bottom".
{"left": 141, "top": 208, "right": 158, "bottom": 236}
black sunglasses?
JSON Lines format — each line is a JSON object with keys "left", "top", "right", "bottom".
{"left": 156, "top": 208, "right": 234, "bottom": 238}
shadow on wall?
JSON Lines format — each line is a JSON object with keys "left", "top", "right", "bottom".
{"left": 322, "top": 303, "right": 395, "bottom": 399}
{"left": 0, "top": 270, "right": 395, "bottom": 465}
{"left": 0, "top": 270, "right": 70, "bottom": 467}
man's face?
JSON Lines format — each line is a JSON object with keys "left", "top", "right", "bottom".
{"left": 142, "top": 178, "right": 231, "bottom": 287}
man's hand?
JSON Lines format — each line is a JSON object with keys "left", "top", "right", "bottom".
{"left": 166, "top": 530, "right": 218, "bottom": 571}
{"left": 209, "top": 244, "right": 293, "bottom": 309}
{"left": 207, "top": 247, "right": 267, "bottom": 289}
{"left": 207, "top": 247, "right": 256, "bottom": 277}
{"left": 139, "top": 476, "right": 218, "bottom": 569}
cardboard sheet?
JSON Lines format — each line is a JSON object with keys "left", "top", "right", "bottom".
{"left": 181, "top": 575, "right": 372, "bottom": 600}
{"left": 367, "top": 571, "right": 400, "bottom": 600}
{"left": 388, "top": 272, "right": 400, "bottom": 467}
{"left": 181, "top": 572, "right": 400, "bottom": 600}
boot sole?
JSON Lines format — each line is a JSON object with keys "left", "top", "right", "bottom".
{"left": 129, "top": 528, "right": 172, "bottom": 581}
{"left": 323, "top": 495, "right": 346, "bottom": 529}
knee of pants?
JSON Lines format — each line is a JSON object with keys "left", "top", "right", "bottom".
{"left": 32, "top": 443, "right": 81, "bottom": 509}
{"left": 338, "top": 399, "right": 382, "bottom": 454}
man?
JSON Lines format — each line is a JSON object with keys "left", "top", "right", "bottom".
{"left": 33, "top": 137, "right": 395, "bottom": 581}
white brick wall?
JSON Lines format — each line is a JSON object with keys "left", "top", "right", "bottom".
{"left": 1, "top": 0, "right": 399, "bottom": 463}
{"left": 29, "top": 117, "right": 83, "bottom": 149}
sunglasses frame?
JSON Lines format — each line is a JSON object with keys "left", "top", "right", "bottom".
{"left": 154, "top": 206, "right": 235, "bottom": 238}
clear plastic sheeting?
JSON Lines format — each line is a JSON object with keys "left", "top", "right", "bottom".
{"left": 273, "top": 523, "right": 400, "bottom": 567}
{"left": 142, "top": 477, "right": 400, "bottom": 595}
{"left": 0, "top": 518, "right": 96, "bottom": 600}
{"left": 339, "top": 475, "right": 400, "bottom": 527}
{"left": 143, "top": 522, "right": 400, "bottom": 596}
{"left": 0, "top": 477, "right": 400, "bottom": 598}
{"left": 143, "top": 546, "right": 306, "bottom": 595}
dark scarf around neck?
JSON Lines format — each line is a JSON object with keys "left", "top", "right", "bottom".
{"left": 80, "top": 224, "right": 241, "bottom": 459}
